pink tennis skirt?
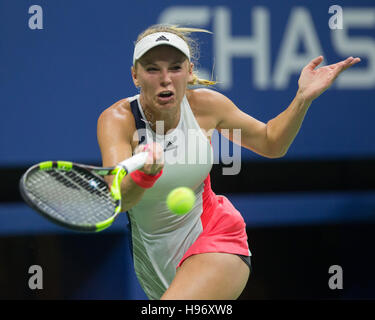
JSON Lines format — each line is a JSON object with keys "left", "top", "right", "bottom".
{"left": 177, "top": 175, "right": 250, "bottom": 268}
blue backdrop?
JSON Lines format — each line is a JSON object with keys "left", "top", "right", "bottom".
{"left": 1, "top": 0, "right": 374, "bottom": 166}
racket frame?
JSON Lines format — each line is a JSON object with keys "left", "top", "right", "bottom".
{"left": 19, "top": 152, "right": 148, "bottom": 232}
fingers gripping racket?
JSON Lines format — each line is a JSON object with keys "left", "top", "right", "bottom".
{"left": 19, "top": 152, "right": 148, "bottom": 232}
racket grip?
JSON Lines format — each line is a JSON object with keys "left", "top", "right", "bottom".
{"left": 118, "top": 152, "right": 148, "bottom": 173}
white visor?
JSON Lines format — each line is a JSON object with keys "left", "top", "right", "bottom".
{"left": 133, "top": 32, "right": 190, "bottom": 65}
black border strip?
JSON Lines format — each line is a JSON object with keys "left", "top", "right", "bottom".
{"left": 1, "top": 158, "right": 375, "bottom": 202}
{"left": 210, "top": 158, "right": 375, "bottom": 194}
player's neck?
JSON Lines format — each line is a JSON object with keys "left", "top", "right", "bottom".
{"left": 140, "top": 98, "right": 181, "bottom": 134}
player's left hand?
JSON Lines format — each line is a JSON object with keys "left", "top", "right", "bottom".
{"left": 297, "top": 56, "right": 361, "bottom": 102}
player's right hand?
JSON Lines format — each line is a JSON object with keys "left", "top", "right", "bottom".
{"left": 134, "top": 142, "right": 164, "bottom": 175}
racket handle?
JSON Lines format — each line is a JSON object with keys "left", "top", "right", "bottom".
{"left": 118, "top": 152, "right": 148, "bottom": 173}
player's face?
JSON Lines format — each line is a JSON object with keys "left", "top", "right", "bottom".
{"left": 132, "top": 45, "right": 193, "bottom": 111}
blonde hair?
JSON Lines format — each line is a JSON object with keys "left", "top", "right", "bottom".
{"left": 135, "top": 24, "right": 216, "bottom": 86}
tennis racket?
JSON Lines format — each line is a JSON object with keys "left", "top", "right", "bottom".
{"left": 19, "top": 152, "right": 148, "bottom": 232}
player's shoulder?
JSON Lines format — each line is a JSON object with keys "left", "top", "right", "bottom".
{"left": 97, "top": 97, "right": 138, "bottom": 140}
{"left": 186, "top": 88, "right": 234, "bottom": 116}
{"left": 187, "top": 87, "right": 228, "bottom": 104}
{"left": 98, "top": 97, "right": 134, "bottom": 125}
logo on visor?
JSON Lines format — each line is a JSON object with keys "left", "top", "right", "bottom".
{"left": 156, "top": 35, "right": 169, "bottom": 42}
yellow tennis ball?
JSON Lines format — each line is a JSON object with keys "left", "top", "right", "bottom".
{"left": 166, "top": 187, "right": 195, "bottom": 215}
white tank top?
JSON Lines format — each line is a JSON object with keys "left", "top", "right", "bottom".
{"left": 126, "top": 94, "right": 214, "bottom": 299}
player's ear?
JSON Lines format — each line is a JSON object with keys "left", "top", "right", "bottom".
{"left": 188, "top": 62, "right": 194, "bottom": 83}
{"left": 131, "top": 65, "right": 140, "bottom": 88}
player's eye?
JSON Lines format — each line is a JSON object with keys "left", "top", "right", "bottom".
{"left": 170, "top": 65, "right": 182, "bottom": 71}
{"left": 146, "top": 67, "right": 158, "bottom": 72}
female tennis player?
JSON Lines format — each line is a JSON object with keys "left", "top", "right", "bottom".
{"left": 97, "top": 25, "right": 360, "bottom": 300}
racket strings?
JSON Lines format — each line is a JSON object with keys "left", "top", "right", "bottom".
{"left": 25, "top": 168, "right": 116, "bottom": 226}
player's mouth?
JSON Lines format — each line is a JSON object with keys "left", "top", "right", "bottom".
{"left": 157, "top": 90, "right": 174, "bottom": 103}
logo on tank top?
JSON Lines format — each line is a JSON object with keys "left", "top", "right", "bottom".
{"left": 164, "top": 140, "right": 177, "bottom": 152}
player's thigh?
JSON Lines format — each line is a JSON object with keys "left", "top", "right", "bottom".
{"left": 161, "top": 252, "right": 250, "bottom": 300}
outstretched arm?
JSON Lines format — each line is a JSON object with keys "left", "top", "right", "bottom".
{"left": 209, "top": 56, "right": 360, "bottom": 158}
{"left": 266, "top": 56, "right": 361, "bottom": 156}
